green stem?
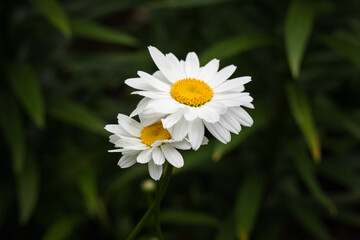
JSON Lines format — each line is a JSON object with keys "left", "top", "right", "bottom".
{"left": 154, "top": 179, "right": 164, "bottom": 240}
{"left": 126, "top": 164, "right": 174, "bottom": 240}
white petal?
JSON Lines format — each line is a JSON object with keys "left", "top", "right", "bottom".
{"left": 105, "top": 124, "right": 129, "bottom": 136}
{"left": 166, "top": 53, "right": 186, "bottom": 79}
{"left": 153, "top": 70, "right": 168, "bottom": 83}
{"left": 169, "top": 139, "right": 192, "bottom": 150}
{"left": 205, "top": 101, "right": 227, "bottom": 115}
{"left": 137, "top": 71, "right": 171, "bottom": 92}
{"left": 152, "top": 147, "right": 165, "bottom": 165}
{"left": 242, "top": 102, "right": 254, "bottom": 109}
{"left": 204, "top": 121, "right": 231, "bottom": 144}
{"left": 109, "top": 135, "right": 120, "bottom": 144}
{"left": 108, "top": 148, "right": 122, "bottom": 152}
{"left": 219, "top": 112, "right": 241, "bottom": 133}
{"left": 185, "top": 52, "right": 200, "bottom": 78}
{"left": 188, "top": 118, "right": 204, "bottom": 150}
{"left": 125, "top": 77, "right": 156, "bottom": 91}
{"left": 130, "top": 98, "right": 150, "bottom": 117}
{"left": 202, "top": 136, "right": 209, "bottom": 145}
{"left": 162, "top": 111, "right": 183, "bottom": 129}
{"left": 146, "top": 98, "right": 179, "bottom": 114}
{"left": 148, "top": 160, "right": 163, "bottom": 181}
{"left": 196, "top": 105, "right": 220, "bottom": 123}
{"left": 214, "top": 77, "right": 248, "bottom": 93}
{"left": 118, "top": 155, "right": 137, "bottom": 168}
{"left": 161, "top": 144, "right": 184, "bottom": 168}
{"left": 171, "top": 117, "right": 188, "bottom": 141}
{"left": 212, "top": 93, "right": 253, "bottom": 107}
{"left": 210, "top": 65, "right": 237, "bottom": 88}
{"left": 139, "top": 111, "right": 164, "bottom": 126}
{"left": 183, "top": 107, "right": 199, "bottom": 121}
{"left": 198, "top": 59, "right": 219, "bottom": 83}
{"left": 148, "top": 46, "right": 178, "bottom": 83}
{"left": 117, "top": 114, "right": 142, "bottom": 137}
{"left": 231, "top": 107, "right": 254, "bottom": 126}
{"left": 137, "top": 148, "right": 152, "bottom": 163}
{"left": 131, "top": 91, "right": 170, "bottom": 99}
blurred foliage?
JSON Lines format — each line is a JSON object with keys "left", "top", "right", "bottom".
{"left": 0, "top": 0, "right": 360, "bottom": 239}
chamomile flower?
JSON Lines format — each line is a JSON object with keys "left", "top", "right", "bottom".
{"left": 125, "top": 46, "right": 254, "bottom": 150}
{"left": 105, "top": 114, "right": 203, "bottom": 180}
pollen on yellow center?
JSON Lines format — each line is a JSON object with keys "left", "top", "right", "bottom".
{"left": 170, "top": 78, "right": 213, "bottom": 107}
{"left": 140, "top": 121, "right": 171, "bottom": 146}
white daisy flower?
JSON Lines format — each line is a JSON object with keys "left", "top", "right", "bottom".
{"left": 105, "top": 114, "right": 203, "bottom": 181}
{"left": 125, "top": 46, "right": 254, "bottom": 150}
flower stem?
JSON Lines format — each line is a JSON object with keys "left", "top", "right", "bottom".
{"left": 126, "top": 165, "right": 174, "bottom": 240}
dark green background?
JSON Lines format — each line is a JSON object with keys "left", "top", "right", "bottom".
{"left": 1, "top": 0, "right": 360, "bottom": 239}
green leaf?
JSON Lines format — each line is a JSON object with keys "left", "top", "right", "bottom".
{"left": 235, "top": 173, "right": 265, "bottom": 240}
{"left": 287, "top": 199, "right": 331, "bottom": 240}
{"left": 321, "top": 31, "right": 360, "bottom": 67}
{"left": 48, "top": 99, "right": 106, "bottom": 135}
{"left": 212, "top": 105, "right": 267, "bottom": 161}
{"left": 42, "top": 215, "right": 83, "bottom": 240}
{"left": 160, "top": 209, "right": 219, "bottom": 227}
{"left": 284, "top": 0, "right": 315, "bottom": 78}
{"left": 336, "top": 209, "right": 360, "bottom": 228}
{"left": 291, "top": 144, "right": 336, "bottom": 214}
{"left": 30, "top": 0, "right": 71, "bottom": 37}
{"left": 17, "top": 157, "right": 39, "bottom": 225}
{"left": 105, "top": 166, "right": 147, "bottom": 198}
{"left": 318, "top": 161, "right": 360, "bottom": 194}
{"left": 147, "top": 0, "right": 235, "bottom": 9}
{"left": 215, "top": 214, "right": 237, "bottom": 240}
{"left": 316, "top": 95, "right": 360, "bottom": 141}
{"left": 201, "top": 34, "right": 273, "bottom": 63}
{"left": 70, "top": 19, "right": 138, "bottom": 46}
{"left": 0, "top": 95, "right": 25, "bottom": 174}
{"left": 76, "top": 169, "right": 98, "bottom": 216}
{"left": 6, "top": 63, "right": 45, "bottom": 128}
{"left": 0, "top": 183, "right": 12, "bottom": 228}
{"left": 286, "top": 83, "right": 321, "bottom": 162}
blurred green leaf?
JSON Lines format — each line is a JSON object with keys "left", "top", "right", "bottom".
{"left": 0, "top": 183, "right": 12, "bottom": 228}
{"left": 235, "top": 173, "right": 265, "bottom": 240}
{"left": 160, "top": 209, "right": 219, "bottom": 227}
{"left": 76, "top": 168, "right": 98, "bottom": 216}
{"left": 321, "top": 31, "right": 360, "bottom": 67}
{"left": 286, "top": 83, "right": 321, "bottom": 162}
{"left": 318, "top": 161, "right": 360, "bottom": 194}
{"left": 17, "top": 157, "right": 39, "bottom": 225}
{"left": 316, "top": 95, "right": 360, "bottom": 141}
{"left": 0, "top": 95, "right": 25, "bottom": 174}
{"left": 284, "top": 0, "right": 315, "bottom": 78}
{"left": 178, "top": 141, "right": 214, "bottom": 173}
{"left": 71, "top": 19, "right": 138, "bottom": 46}
{"left": 6, "top": 63, "right": 45, "bottom": 128}
{"left": 105, "top": 166, "right": 147, "bottom": 199}
{"left": 147, "top": 0, "right": 235, "bottom": 9}
{"left": 42, "top": 215, "right": 83, "bottom": 240}
{"left": 212, "top": 106, "right": 267, "bottom": 161}
{"left": 63, "top": 51, "right": 148, "bottom": 73}
{"left": 291, "top": 144, "right": 336, "bottom": 214}
{"left": 336, "top": 209, "right": 360, "bottom": 228}
{"left": 201, "top": 34, "right": 273, "bottom": 63}
{"left": 287, "top": 200, "right": 330, "bottom": 240}
{"left": 30, "top": 0, "right": 71, "bottom": 37}
{"left": 215, "top": 214, "right": 237, "bottom": 240}
{"left": 48, "top": 99, "right": 106, "bottom": 135}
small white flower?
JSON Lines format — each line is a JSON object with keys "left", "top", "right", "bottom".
{"left": 125, "top": 46, "right": 254, "bottom": 150}
{"left": 105, "top": 114, "right": 205, "bottom": 180}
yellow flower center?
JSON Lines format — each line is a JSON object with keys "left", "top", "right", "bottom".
{"left": 140, "top": 122, "right": 171, "bottom": 146}
{"left": 170, "top": 78, "right": 213, "bottom": 107}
